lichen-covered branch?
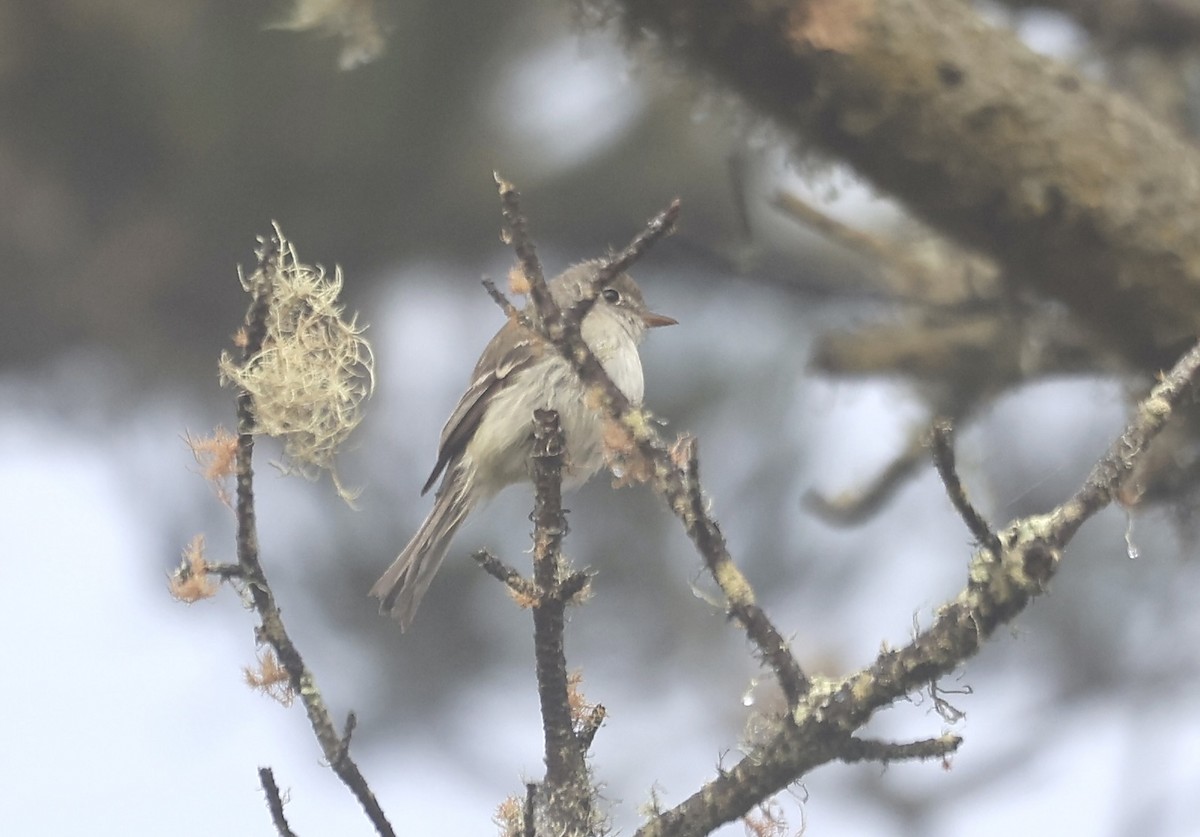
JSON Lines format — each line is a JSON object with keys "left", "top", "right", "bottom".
{"left": 476, "top": 410, "right": 603, "bottom": 836}
{"left": 229, "top": 230, "right": 394, "bottom": 837}
{"left": 634, "top": 336, "right": 1200, "bottom": 836}
{"left": 473, "top": 548, "right": 540, "bottom": 602}
{"left": 528, "top": 408, "right": 598, "bottom": 836}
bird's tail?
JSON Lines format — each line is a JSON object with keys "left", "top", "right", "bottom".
{"left": 371, "top": 463, "right": 475, "bottom": 630}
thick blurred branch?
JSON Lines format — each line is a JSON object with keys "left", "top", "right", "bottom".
{"left": 608, "top": 0, "right": 1200, "bottom": 368}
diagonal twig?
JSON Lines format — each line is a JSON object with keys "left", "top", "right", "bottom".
{"left": 930, "top": 418, "right": 1003, "bottom": 557}
{"left": 473, "top": 548, "right": 540, "bottom": 602}
{"left": 258, "top": 767, "right": 298, "bottom": 837}
{"left": 481, "top": 276, "right": 521, "bottom": 320}
{"left": 836, "top": 734, "right": 962, "bottom": 765}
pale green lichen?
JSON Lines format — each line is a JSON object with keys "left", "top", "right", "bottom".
{"left": 220, "top": 225, "right": 374, "bottom": 503}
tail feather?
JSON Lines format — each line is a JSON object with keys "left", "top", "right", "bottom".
{"left": 371, "top": 463, "right": 475, "bottom": 630}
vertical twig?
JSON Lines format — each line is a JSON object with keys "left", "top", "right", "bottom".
{"left": 495, "top": 173, "right": 561, "bottom": 338}
{"left": 529, "top": 408, "right": 594, "bottom": 833}
{"left": 233, "top": 231, "right": 396, "bottom": 837}
{"left": 523, "top": 783, "right": 538, "bottom": 837}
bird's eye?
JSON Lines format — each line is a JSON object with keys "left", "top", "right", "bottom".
{"left": 602, "top": 288, "right": 620, "bottom": 303}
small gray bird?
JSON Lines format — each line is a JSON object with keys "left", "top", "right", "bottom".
{"left": 371, "top": 261, "right": 676, "bottom": 629}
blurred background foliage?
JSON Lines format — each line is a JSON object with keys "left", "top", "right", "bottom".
{"left": 3, "top": 1, "right": 1198, "bottom": 835}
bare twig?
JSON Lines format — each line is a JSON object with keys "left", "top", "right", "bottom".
{"left": 591, "top": 198, "right": 682, "bottom": 292}
{"left": 930, "top": 418, "right": 1003, "bottom": 556}
{"left": 1050, "top": 339, "right": 1200, "bottom": 543}
{"left": 473, "top": 549, "right": 540, "bottom": 602}
{"left": 837, "top": 734, "right": 963, "bottom": 765}
{"left": 568, "top": 199, "right": 683, "bottom": 325}
{"left": 259, "top": 767, "right": 298, "bottom": 837}
{"left": 231, "top": 230, "right": 394, "bottom": 837}
{"left": 335, "top": 712, "right": 357, "bottom": 766}
{"left": 482, "top": 276, "right": 520, "bottom": 320}
{"left": 203, "top": 561, "right": 247, "bottom": 580}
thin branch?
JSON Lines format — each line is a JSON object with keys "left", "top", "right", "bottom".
{"left": 773, "top": 189, "right": 1003, "bottom": 309}
{"left": 676, "top": 436, "right": 809, "bottom": 708}
{"left": 529, "top": 409, "right": 594, "bottom": 832}
{"left": 773, "top": 190, "right": 899, "bottom": 269}
{"left": 836, "top": 734, "right": 963, "bottom": 765}
{"left": 569, "top": 199, "right": 683, "bottom": 325}
{"left": 259, "top": 767, "right": 298, "bottom": 837}
{"left": 634, "top": 336, "right": 1200, "bottom": 837}
{"left": 232, "top": 230, "right": 395, "bottom": 837}
{"left": 930, "top": 418, "right": 1003, "bottom": 556}
{"left": 473, "top": 548, "right": 540, "bottom": 602}
{"left": 481, "top": 276, "right": 520, "bottom": 320}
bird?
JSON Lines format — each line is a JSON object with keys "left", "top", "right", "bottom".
{"left": 371, "top": 260, "right": 676, "bottom": 629}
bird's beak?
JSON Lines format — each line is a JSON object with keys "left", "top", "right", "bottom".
{"left": 642, "top": 311, "right": 678, "bottom": 328}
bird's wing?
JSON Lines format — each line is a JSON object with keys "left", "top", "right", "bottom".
{"left": 421, "top": 318, "right": 540, "bottom": 495}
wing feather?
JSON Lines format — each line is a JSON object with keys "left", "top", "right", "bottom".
{"left": 421, "top": 319, "right": 538, "bottom": 495}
